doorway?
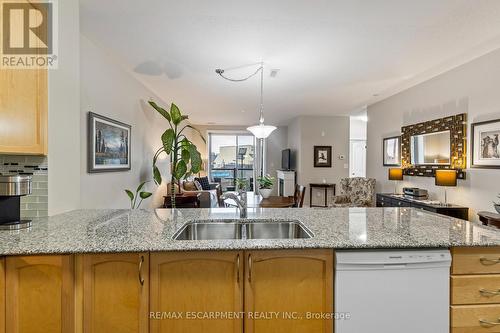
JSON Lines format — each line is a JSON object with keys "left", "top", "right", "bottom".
{"left": 350, "top": 140, "right": 366, "bottom": 177}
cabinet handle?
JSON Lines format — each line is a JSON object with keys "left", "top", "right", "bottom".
{"left": 236, "top": 254, "right": 240, "bottom": 284}
{"left": 479, "top": 318, "right": 500, "bottom": 327}
{"left": 248, "top": 254, "right": 252, "bottom": 283}
{"left": 480, "top": 257, "right": 500, "bottom": 265}
{"left": 138, "top": 255, "right": 145, "bottom": 286}
{"left": 480, "top": 289, "right": 500, "bottom": 296}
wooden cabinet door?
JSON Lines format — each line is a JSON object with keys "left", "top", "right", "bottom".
{"left": 81, "top": 253, "right": 149, "bottom": 333}
{"left": 150, "top": 251, "right": 243, "bottom": 333}
{"left": 0, "top": 0, "right": 48, "bottom": 155}
{"left": 0, "top": 66, "right": 47, "bottom": 155}
{"left": 244, "top": 250, "right": 333, "bottom": 333}
{"left": 0, "top": 67, "right": 47, "bottom": 155}
{"left": 0, "top": 258, "right": 4, "bottom": 333}
{"left": 5, "top": 255, "right": 74, "bottom": 333}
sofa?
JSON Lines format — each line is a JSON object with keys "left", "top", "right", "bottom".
{"left": 330, "top": 177, "right": 376, "bottom": 208}
{"left": 180, "top": 179, "right": 221, "bottom": 208}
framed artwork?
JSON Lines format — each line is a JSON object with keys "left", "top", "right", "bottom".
{"left": 88, "top": 112, "right": 131, "bottom": 173}
{"left": 314, "top": 146, "right": 332, "bottom": 168}
{"left": 471, "top": 119, "right": 500, "bottom": 169}
{"left": 383, "top": 136, "right": 401, "bottom": 166}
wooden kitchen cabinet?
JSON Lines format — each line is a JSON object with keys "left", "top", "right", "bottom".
{"left": 4, "top": 255, "right": 74, "bottom": 333}
{"left": 150, "top": 251, "right": 243, "bottom": 333}
{"left": 0, "top": 67, "right": 48, "bottom": 155}
{"left": 1, "top": 258, "right": 4, "bottom": 333}
{"left": 80, "top": 253, "right": 149, "bottom": 333}
{"left": 244, "top": 249, "right": 333, "bottom": 333}
{"left": 451, "top": 247, "right": 500, "bottom": 333}
{"left": 0, "top": 0, "right": 48, "bottom": 155}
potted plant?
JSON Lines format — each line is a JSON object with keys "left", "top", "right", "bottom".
{"left": 235, "top": 178, "right": 249, "bottom": 194}
{"left": 495, "top": 194, "right": 500, "bottom": 214}
{"left": 125, "top": 181, "right": 152, "bottom": 209}
{"left": 149, "top": 101, "right": 205, "bottom": 208}
{"left": 257, "top": 175, "right": 274, "bottom": 199}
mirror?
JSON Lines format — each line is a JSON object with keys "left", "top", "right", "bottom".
{"left": 410, "top": 130, "right": 451, "bottom": 165}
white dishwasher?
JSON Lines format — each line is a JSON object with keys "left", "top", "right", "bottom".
{"left": 335, "top": 249, "right": 451, "bottom": 333}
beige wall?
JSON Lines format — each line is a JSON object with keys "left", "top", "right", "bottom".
{"left": 265, "top": 126, "right": 288, "bottom": 195}
{"left": 48, "top": 0, "right": 81, "bottom": 215}
{"left": 288, "top": 116, "right": 350, "bottom": 206}
{"left": 367, "top": 48, "right": 500, "bottom": 221}
{"left": 80, "top": 36, "right": 169, "bottom": 209}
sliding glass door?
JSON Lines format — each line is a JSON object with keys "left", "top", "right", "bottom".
{"left": 209, "top": 133, "right": 255, "bottom": 192}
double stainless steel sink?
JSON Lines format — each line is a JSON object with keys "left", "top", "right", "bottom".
{"left": 173, "top": 219, "right": 313, "bottom": 240}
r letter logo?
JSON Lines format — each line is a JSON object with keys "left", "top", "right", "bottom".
{"left": 1, "top": 0, "right": 58, "bottom": 69}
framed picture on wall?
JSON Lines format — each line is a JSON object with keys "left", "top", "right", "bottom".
{"left": 88, "top": 112, "right": 131, "bottom": 173}
{"left": 383, "top": 136, "right": 401, "bottom": 166}
{"left": 314, "top": 146, "right": 332, "bottom": 168}
{"left": 471, "top": 119, "right": 500, "bottom": 169}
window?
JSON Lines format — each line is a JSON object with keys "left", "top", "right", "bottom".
{"left": 209, "top": 133, "right": 255, "bottom": 192}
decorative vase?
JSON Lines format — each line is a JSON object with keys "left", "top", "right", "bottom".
{"left": 495, "top": 204, "right": 500, "bottom": 214}
{"left": 259, "top": 188, "right": 272, "bottom": 199}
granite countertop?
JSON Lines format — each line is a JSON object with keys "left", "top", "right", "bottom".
{"left": 0, "top": 208, "right": 499, "bottom": 256}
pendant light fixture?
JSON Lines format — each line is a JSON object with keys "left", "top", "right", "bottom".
{"left": 215, "top": 62, "right": 276, "bottom": 139}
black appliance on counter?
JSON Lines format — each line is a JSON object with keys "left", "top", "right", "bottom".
{"left": 0, "top": 175, "right": 32, "bottom": 230}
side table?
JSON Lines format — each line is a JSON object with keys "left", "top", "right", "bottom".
{"left": 163, "top": 193, "right": 201, "bottom": 208}
{"left": 478, "top": 211, "right": 500, "bottom": 229}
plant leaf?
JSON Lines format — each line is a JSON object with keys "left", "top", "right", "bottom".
{"left": 125, "top": 190, "right": 134, "bottom": 201}
{"left": 174, "top": 160, "right": 188, "bottom": 180}
{"left": 182, "top": 125, "right": 206, "bottom": 144}
{"left": 139, "top": 191, "right": 153, "bottom": 199}
{"left": 170, "top": 103, "right": 182, "bottom": 125}
{"left": 161, "top": 128, "right": 175, "bottom": 154}
{"left": 153, "top": 166, "right": 162, "bottom": 185}
{"left": 149, "top": 101, "right": 171, "bottom": 122}
{"left": 188, "top": 144, "right": 202, "bottom": 173}
{"left": 181, "top": 149, "right": 190, "bottom": 164}
{"left": 136, "top": 181, "right": 147, "bottom": 193}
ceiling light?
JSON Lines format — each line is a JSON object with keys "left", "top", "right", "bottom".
{"left": 216, "top": 62, "right": 276, "bottom": 139}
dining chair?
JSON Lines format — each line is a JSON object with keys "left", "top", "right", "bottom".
{"left": 293, "top": 184, "right": 306, "bottom": 208}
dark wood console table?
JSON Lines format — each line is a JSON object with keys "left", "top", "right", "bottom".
{"left": 309, "top": 183, "right": 336, "bottom": 208}
{"left": 163, "top": 193, "right": 201, "bottom": 208}
{"left": 376, "top": 193, "right": 469, "bottom": 220}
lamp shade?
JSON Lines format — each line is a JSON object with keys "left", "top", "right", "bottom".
{"left": 388, "top": 168, "right": 404, "bottom": 181}
{"left": 247, "top": 124, "right": 277, "bottom": 139}
{"left": 435, "top": 170, "right": 457, "bottom": 187}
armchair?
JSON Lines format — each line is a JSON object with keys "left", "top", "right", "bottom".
{"left": 330, "top": 177, "right": 376, "bottom": 208}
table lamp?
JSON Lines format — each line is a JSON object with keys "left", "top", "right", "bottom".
{"left": 435, "top": 170, "right": 457, "bottom": 206}
{"left": 388, "top": 168, "right": 403, "bottom": 194}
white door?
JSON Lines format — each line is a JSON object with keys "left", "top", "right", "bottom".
{"left": 350, "top": 140, "right": 366, "bottom": 177}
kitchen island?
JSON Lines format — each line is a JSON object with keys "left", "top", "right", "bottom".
{"left": 0, "top": 207, "right": 499, "bottom": 333}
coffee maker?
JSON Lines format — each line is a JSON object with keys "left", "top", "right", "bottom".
{"left": 0, "top": 175, "right": 32, "bottom": 230}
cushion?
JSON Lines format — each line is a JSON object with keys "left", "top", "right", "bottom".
{"left": 195, "top": 176, "right": 211, "bottom": 190}
{"left": 183, "top": 181, "right": 197, "bottom": 191}
{"left": 193, "top": 180, "right": 203, "bottom": 191}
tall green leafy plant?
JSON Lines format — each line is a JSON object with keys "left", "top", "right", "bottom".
{"left": 149, "top": 101, "right": 205, "bottom": 208}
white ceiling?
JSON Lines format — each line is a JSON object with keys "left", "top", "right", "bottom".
{"left": 80, "top": 0, "right": 500, "bottom": 126}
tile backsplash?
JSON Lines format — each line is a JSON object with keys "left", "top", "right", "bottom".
{"left": 0, "top": 155, "right": 48, "bottom": 218}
